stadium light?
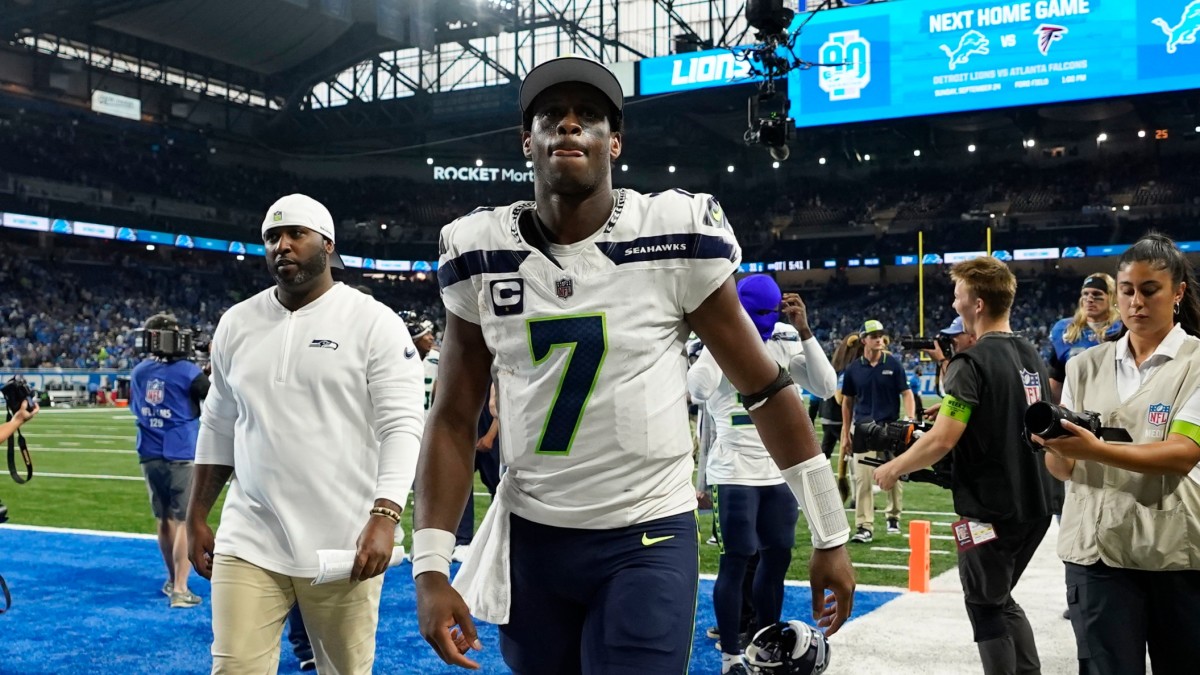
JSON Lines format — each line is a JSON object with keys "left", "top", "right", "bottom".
{"left": 1122, "top": 205, "right": 1130, "bottom": 211}
{"left": 1195, "top": 126, "right": 1200, "bottom": 133}
{"left": 525, "top": 160, "right": 533, "bottom": 168}
{"left": 772, "top": 161, "right": 780, "bottom": 169}
{"left": 426, "top": 157, "right": 433, "bottom": 165}
{"left": 475, "top": 158, "right": 483, "bottom": 167}
{"left": 1097, "top": 133, "right": 1108, "bottom": 143}
{"left": 620, "top": 164, "right": 628, "bottom": 172}
{"left": 1138, "top": 130, "right": 1146, "bottom": 138}
{"left": 146, "top": 244, "right": 155, "bottom": 251}
{"left": 1111, "top": 206, "right": 1117, "bottom": 211}
{"left": 727, "top": 165, "right": 735, "bottom": 173}
{"left": 381, "top": 223, "right": 388, "bottom": 230}
{"left": 1024, "top": 139, "right": 1036, "bottom": 148}
{"left": 968, "top": 144, "right": 976, "bottom": 153}
{"left": 236, "top": 255, "right": 245, "bottom": 261}
{"left": 864, "top": 154, "right": 871, "bottom": 161}
{"left": 818, "top": 157, "right": 827, "bottom": 165}
{"left": 668, "top": 165, "right": 676, "bottom": 173}
{"left": 913, "top": 149, "right": 921, "bottom": 157}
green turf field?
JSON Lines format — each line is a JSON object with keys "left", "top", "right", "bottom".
{"left": 5, "top": 408, "right": 958, "bottom": 588}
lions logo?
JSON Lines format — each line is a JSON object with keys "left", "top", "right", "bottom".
{"left": 940, "top": 30, "right": 990, "bottom": 70}
{"left": 145, "top": 378, "right": 165, "bottom": 406}
{"left": 1152, "top": 1, "right": 1200, "bottom": 54}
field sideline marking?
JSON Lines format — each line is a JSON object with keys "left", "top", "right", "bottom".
{"left": 697, "top": 573, "right": 900, "bottom": 594}
{"left": 1, "top": 523, "right": 156, "bottom": 540}
{"left": 854, "top": 563, "right": 910, "bottom": 571}
{"left": 37, "top": 472, "right": 142, "bottom": 481}
{"left": 31, "top": 448, "right": 137, "bottom": 454}
{"left": 872, "top": 546, "right": 952, "bottom": 556}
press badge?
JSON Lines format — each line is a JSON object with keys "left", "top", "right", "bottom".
{"left": 952, "top": 519, "right": 998, "bottom": 552}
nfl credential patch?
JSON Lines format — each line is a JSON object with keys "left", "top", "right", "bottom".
{"left": 1020, "top": 369, "right": 1041, "bottom": 406}
{"left": 145, "top": 378, "right": 165, "bottom": 405}
{"left": 1147, "top": 403, "right": 1170, "bottom": 426}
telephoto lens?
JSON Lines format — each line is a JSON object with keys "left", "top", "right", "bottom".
{"left": 1024, "top": 401, "right": 1103, "bottom": 440}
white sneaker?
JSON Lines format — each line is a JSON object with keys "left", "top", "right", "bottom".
{"left": 451, "top": 544, "right": 471, "bottom": 562}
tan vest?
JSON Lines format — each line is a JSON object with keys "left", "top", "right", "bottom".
{"left": 1058, "top": 337, "right": 1200, "bottom": 570}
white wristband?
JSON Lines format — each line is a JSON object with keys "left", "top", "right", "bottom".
{"left": 782, "top": 455, "right": 851, "bottom": 549}
{"left": 410, "top": 528, "right": 456, "bottom": 579}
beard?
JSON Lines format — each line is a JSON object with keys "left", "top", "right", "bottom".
{"left": 270, "top": 248, "right": 327, "bottom": 287}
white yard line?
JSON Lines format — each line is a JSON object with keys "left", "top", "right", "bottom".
{"left": 0, "top": 523, "right": 156, "bottom": 540}
{"left": 36, "top": 472, "right": 142, "bottom": 481}
{"left": 31, "top": 448, "right": 137, "bottom": 454}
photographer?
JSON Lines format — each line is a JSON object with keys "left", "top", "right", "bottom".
{"left": 874, "top": 256, "right": 1056, "bottom": 675}
{"left": 1034, "top": 234, "right": 1200, "bottom": 675}
{"left": 923, "top": 317, "right": 977, "bottom": 417}
{"left": 129, "top": 313, "right": 209, "bottom": 609}
{"left": 840, "top": 320, "right": 915, "bottom": 543}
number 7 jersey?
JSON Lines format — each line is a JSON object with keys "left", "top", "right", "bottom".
{"left": 438, "top": 188, "right": 741, "bottom": 529}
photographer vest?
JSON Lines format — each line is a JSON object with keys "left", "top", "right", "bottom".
{"left": 950, "top": 333, "right": 1057, "bottom": 523}
{"left": 1059, "top": 338, "right": 1200, "bottom": 570}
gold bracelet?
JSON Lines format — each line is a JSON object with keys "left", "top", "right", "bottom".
{"left": 370, "top": 506, "right": 402, "bottom": 524}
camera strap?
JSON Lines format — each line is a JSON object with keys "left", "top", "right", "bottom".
{"left": 5, "top": 411, "right": 32, "bottom": 484}
{"left": 0, "top": 573, "right": 10, "bottom": 614}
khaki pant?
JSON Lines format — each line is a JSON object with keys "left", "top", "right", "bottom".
{"left": 210, "top": 554, "right": 383, "bottom": 675}
{"left": 853, "top": 452, "right": 902, "bottom": 532}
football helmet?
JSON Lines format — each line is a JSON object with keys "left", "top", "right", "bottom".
{"left": 399, "top": 310, "right": 433, "bottom": 339}
{"left": 744, "top": 621, "right": 830, "bottom": 675}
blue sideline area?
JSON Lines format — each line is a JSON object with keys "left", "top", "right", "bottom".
{"left": 0, "top": 527, "right": 899, "bottom": 674}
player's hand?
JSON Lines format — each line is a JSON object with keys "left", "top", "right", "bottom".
{"left": 840, "top": 430, "right": 851, "bottom": 455}
{"left": 781, "top": 293, "right": 811, "bottom": 337}
{"left": 14, "top": 400, "right": 38, "bottom": 425}
{"left": 475, "top": 434, "right": 495, "bottom": 452}
{"left": 696, "top": 489, "right": 713, "bottom": 510}
{"left": 924, "top": 403, "right": 941, "bottom": 420}
{"left": 187, "top": 518, "right": 216, "bottom": 579}
{"left": 809, "top": 544, "right": 855, "bottom": 637}
{"left": 416, "top": 572, "right": 482, "bottom": 670}
{"left": 352, "top": 516, "right": 397, "bottom": 581}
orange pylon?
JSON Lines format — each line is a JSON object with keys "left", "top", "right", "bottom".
{"left": 908, "top": 520, "right": 931, "bottom": 593}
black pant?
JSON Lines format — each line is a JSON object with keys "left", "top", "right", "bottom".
{"left": 1065, "top": 561, "right": 1200, "bottom": 675}
{"left": 455, "top": 449, "right": 502, "bottom": 545}
{"left": 957, "top": 516, "right": 1050, "bottom": 674}
{"left": 820, "top": 422, "right": 842, "bottom": 459}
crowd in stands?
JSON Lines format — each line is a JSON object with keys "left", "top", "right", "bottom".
{"left": 4, "top": 94, "right": 1200, "bottom": 269}
{"left": 2, "top": 241, "right": 1083, "bottom": 384}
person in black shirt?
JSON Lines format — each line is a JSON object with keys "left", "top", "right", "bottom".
{"left": 873, "top": 256, "right": 1056, "bottom": 675}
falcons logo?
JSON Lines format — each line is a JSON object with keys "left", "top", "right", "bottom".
{"left": 1035, "top": 24, "right": 1067, "bottom": 55}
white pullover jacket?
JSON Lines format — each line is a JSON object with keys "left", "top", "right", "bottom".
{"left": 197, "top": 283, "right": 425, "bottom": 576}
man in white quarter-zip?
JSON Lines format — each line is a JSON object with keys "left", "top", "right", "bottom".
{"left": 186, "top": 193, "right": 426, "bottom": 675}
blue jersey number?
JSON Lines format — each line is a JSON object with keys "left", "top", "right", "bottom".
{"left": 526, "top": 314, "right": 608, "bottom": 455}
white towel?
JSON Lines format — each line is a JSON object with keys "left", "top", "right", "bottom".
{"left": 451, "top": 477, "right": 512, "bottom": 624}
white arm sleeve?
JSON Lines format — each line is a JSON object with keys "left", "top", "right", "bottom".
{"left": 367, "top": 309, "right": 427, "bottom": 509}
{"left": 196, "top": 318, "right": 236, "bottom": 466}
{"left": 687, "top": 347, "right": 722, "bottom": 403}
{"left": 790, "top": 336, "right": 837, "bottom": 400}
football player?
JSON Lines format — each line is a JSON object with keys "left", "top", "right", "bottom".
{"left": 411, "top": 55, "right": 855, "bottom": 674}
{"left": 689, "top": 276, "right": 837, "bottom": 674}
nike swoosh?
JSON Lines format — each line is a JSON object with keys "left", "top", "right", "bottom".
{"left": 641, "top": 533, "right": 675, "bottom": 546}
{"left": 404, "top": 347, "right": 416, "bottom": 359}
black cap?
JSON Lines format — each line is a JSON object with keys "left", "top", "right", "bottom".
{"left": 520, "top": 55, "right": 623, "bottom": 116}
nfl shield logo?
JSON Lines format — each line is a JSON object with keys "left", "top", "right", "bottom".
{"left": 1147, "top": 403, "right": 1170, "bottom": 426}
{"left": 145, "top": 378, "right": 165, "bottom": 405}
{"left": 555, "top": 277, "right": 574, "bottom": 299}
{"left": 1020, "top": 369, "right": 1041, "bottom": 406}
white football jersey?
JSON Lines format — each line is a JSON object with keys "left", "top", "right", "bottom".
{"left": 690, "top": 323, "right": 837, "bottom": 486}
{"left": 423, "top": 349, "right": 439, "bottom": 411}
{"left": 438, "top": 188, "right": 740, "bottom": 529}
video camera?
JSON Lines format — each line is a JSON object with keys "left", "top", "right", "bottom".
{"left": 132, "top": 324, "right": 194, "bottom": 359}
{"left": 900, "top": 334, "right": 957, "bottom": 360}
{"left": 854, "top": 419, "right": 953, "bottom": 489}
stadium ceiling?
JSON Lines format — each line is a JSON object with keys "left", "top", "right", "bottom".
{"left": 0, "top": 0, "right": 749, "bottom": 148}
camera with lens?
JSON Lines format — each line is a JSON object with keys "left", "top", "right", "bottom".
{"left": 900, "top": 334, "right": 957, "bottom": 360}
{"left": 2, "top": 376, "right": 37, "bottom": 416}
{"left": 855, "top": 419, "right": 953, "bottom": 489}
{"left": 133, "top": 314, "right": 194, "bottom": 359}
{"left": 1024, "top": 401, "right": 1103, "bottom": 440}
